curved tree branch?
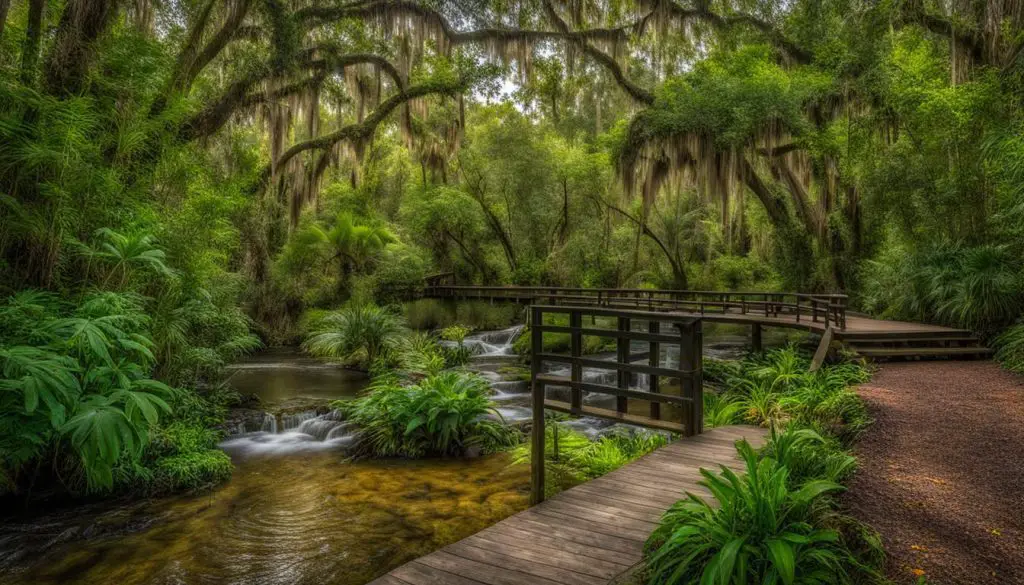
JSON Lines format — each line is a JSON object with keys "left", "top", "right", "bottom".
{"left": 251, "top": 78, "right": 468, "bottom": 191}
{"left": 180, "top": 52, "right": 405, "bottom": 141}
{"left": 542, "top": 0, "right": 655, "bottom": 105}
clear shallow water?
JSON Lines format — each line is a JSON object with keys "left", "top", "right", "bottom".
{"left": 0, "top": 452, "right": 530, "bottom": 585}
{"left": 226, "top": 347, "right": 369, "bottom": 405}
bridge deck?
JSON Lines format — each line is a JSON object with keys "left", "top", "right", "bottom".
{"left": 368, "top": 425, "right": 768, "bottom": 585}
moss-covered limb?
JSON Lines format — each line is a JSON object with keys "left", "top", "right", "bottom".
{"left": 541, "top": 0, "right": 655, "bottom": 105}
{"left": 268, "top": 77, "right": 468, "bottom": 176}
{"left": 180, "top": 51, "right": 405, "bottom": 142}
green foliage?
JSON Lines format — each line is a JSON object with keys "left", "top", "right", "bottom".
{"left": 0, "top": 291, "right": 179, "bottom": 492}
{"left": 860, "top": 243, "right": 1023, "bottom": 333}
{"left": 403, "top": 299, "right": 520, "bottom": 331}
{"left": 995, "top": 321, "right": 1024, "bottom": 374}
{"left": 440, "top": 325, "right": 472, "bottom": 343}
{"left": 303, "top": 305, "right": 408, "bottom": 368}
{"left": 511, "top": 422, "right": 669, "bottom": 493}
{"left": 339, "top": 371, "right": 519, "bottom": 458}
{"left": 719, "top": 347, "right": 872, "bottom": 443}
{"left": 644, "top": 441, "right": 867, "bottom": 585}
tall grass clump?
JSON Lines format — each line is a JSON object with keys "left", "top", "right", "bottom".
{"left": 716, "top": 347, "right": 872, "bottom": 443}
{"left": 339, "top": 371, "right": 519, "bottom": 458}
{"left": 511, "top": 422, "right": 669, "bottom": 496}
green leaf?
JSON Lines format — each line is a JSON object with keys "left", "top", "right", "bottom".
{"left": 766, "top": 539, "right": 795, "bottom": 585}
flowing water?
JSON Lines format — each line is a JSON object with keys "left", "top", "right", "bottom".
{"left": 0, "top": 321, "right": 799, "bottom": 585}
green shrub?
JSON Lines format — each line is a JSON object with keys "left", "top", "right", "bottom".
{"left": 153, "top": 450, "right": 233, "bottom": 492}
{"left": 440, "top": 324, "right": 472, "bottom": 342}
{"left": 511, "top": 423, "right": 669, "bottom": 493}
{"left": 339, "top": 371, "right": 520, "bottom": 458}
{"left": 860, "top": 243, "right": 1023, "bottom": 333}
{"left": 303, "top": 305, "right": 408, "bottom": 368}
{"left": 720, "top": 347, "right": 872, "bottom": 443}
{"left": 644, "top": 441, "right": 864, "bottom": 585}
{"left": 994, "top": 321, "right": 1024, "bottom": 373}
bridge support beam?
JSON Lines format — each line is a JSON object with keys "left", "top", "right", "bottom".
{"left": 751, "top": 323, "right": 762, "bottom": 353}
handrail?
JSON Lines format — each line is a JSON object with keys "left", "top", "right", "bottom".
{"left": 529, "top": 304, "right": 704, "bottom": 504}
{"left": 423, "top": 284, "right": 848, "bottom": 330}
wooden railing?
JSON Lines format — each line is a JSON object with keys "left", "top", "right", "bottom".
{"left": 529, "top": 305, "right": 703, "bottom": 503}
{"left": 426, "top": 285, "right": 848, "bottom": 330}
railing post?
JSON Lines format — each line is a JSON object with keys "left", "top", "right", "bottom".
{"left": 678, "top": 319, "right": 703, "bottom": 436}
{"left": 530, "top": 306, "right": 545, "bottom": 505}
{"left": 616, "top": 316, "right": 630, "bottom": 414}
{"left": 569, "top": 309, "right": 582, "bottom": 413}
{"left": 648, "top": 320, "right": 661, "bottom": 420}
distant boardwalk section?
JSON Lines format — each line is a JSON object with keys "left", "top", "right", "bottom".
{"left": 368, "top": 425, "right": 768, "bottom": 585}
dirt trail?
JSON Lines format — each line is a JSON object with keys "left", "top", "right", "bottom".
{"left": 844, "top": 361, "right": 1024, "bottom": 585}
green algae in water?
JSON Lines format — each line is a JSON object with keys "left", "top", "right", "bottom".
{"left": 2, "top": 452, "right": 530, "bottom": 585}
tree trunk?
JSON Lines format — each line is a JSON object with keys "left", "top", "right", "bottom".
{"left": 44, "top": 0, "right": 122, "bottom": 96}
{"left": 0, "top": 0, "right": 12, "bottom": 44}
{"left": 20, "top": 0, "right": 45, "bottom": 86}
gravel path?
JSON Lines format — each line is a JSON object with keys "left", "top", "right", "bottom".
{"left": 844, "top": 361, "right": 1024, "bottom": 585}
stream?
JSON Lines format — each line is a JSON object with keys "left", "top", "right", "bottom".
{"left": 0, "top": 323, "right": 793, "bottom": 585}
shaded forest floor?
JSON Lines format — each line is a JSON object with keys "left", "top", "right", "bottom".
{"left": 844, "top": 361, "right": 1024, "bottom": 585}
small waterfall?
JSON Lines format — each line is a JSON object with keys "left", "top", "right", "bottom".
{"left": 260, "top": 413, "right": 278, "bottom": 433}
{"left": 220, "top": 409, "right": 355, "bottom": 456}
{"left": 461, "top": 325, "right": 525, "bottom": 357}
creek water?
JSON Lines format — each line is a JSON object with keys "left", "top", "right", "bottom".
{"left": 0, "top": 322, "right": 798, "bottom": 585}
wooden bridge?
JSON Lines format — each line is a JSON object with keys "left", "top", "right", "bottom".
{"left": 420, "top": 276, "right": 992, "bottom": 360}
{"left": 369, "top": 425, "right": 767, "bottom": 585}
{"left": 371, "top": 304, "right": 766, "bottom": 585}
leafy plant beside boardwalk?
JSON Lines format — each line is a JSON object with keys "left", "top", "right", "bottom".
{"left": 642, "top": 351, "right": 884, "bottom": 584}
{"left": 338, "top": 371, "right": 519, "bottom": 458}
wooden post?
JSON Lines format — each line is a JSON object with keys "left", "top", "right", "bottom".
{"left": 679, "top": 319, "right": 703, "bottom": 436}
{"left": 810, "top": 326, "right": 834, "bottom": 373}
{"left": 530, "top": 306, "right": 545, "bottom": 505}
{"left": 616, "top": 316, "right": 630, "bottom": 414}
{"left": 569, "top": 309, "right": 582, "bottom": 413}
{"left": 648, "top": 320, "right": 661, "bottom": 420}
{"left": 751, "top": 323, "right": 762, "bottom": 353}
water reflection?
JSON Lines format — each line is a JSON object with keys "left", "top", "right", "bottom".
{"left": 0, "top": 453, "right": 530, "bottom": 585}
{"left": 226, "top": 347, "right": 368, "bottom": 405}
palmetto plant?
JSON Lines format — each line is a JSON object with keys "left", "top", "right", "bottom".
{"left": 645, "top": 441, "right": 859, "bottom": 585}
{"left": 87, "top": 228, "right": 174, "bottom": 289}
{"left": 303, "top": 305, "right": 407, "bottom": 368}
{"left": 310, "top": 213, "right": 396, "bottom": 286}
{"left": 341, "top": 371, "right": 518, "bottom": 458}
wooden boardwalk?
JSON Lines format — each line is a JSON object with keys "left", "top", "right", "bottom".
{"left": 422, "top": 284, "right": 992, "bottom": 360}
{"left": 368, "top": 425, "right": 768, "bottom": 585}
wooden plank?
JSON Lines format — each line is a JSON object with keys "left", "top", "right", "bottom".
{"left": 389, "top": 562, "right": 484, "bottom": 585}
{"left": 543, "top": 400, "right": 685, "bottom": 434}
{"left": 468, "top": 529, "right": 630, "bottom": 576}
{"left": 526, "top": 507, "right": 651, "bottom": 542}
{"left": 499, "top": 514, "right": 643, "bottom": 555}
{"left": 490, "top": 519, "right": 640, "bottom": 565}
{"left": 378, "top": 426, "right": 769, "bottom": 585}
{"left": 445, "top": 542, "right": 597, "bottom": 585}
{"left": 418, "top": 550, "right": 564, "bottom": 585}
{"left": 367, "top": 574, "right": 416, "bottom": 585}
{"left": 538, "top": 499, "right": 660, "bottom": 533}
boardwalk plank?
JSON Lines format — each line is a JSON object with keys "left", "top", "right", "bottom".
{"left": 372, "top": 426, "right": 767, "bottom": 585}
